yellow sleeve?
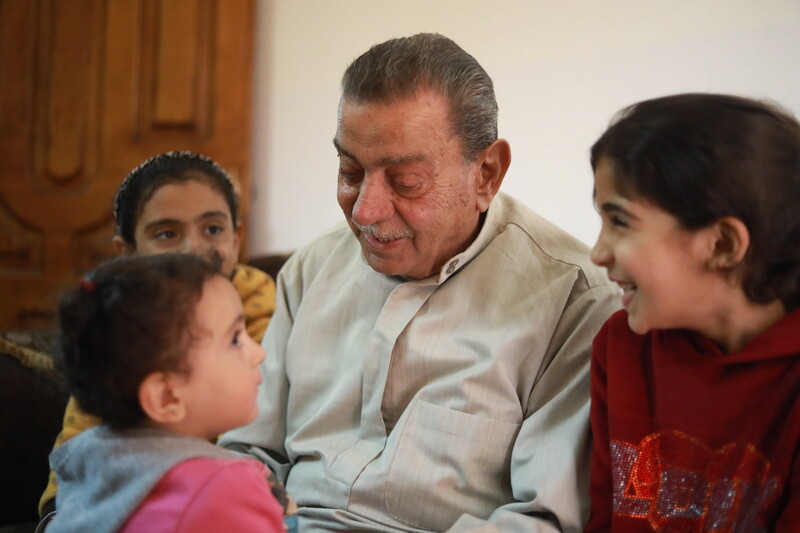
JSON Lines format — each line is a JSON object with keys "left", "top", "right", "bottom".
{"left": 231, "top": 263, "right": 276, "bottom": 344}
{"left": 38, "top": 397, "right": 100, "bottom": 515}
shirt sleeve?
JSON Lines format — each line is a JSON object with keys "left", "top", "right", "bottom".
{"left": 175, "top": 460, "right": 285, "bottom": 533}
{"left": 445, "top": 284, "right": 620, "bottom": 533}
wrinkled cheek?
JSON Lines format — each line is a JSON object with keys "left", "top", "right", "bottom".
{"left": 337, "top": 187, "right": 357, "bottom": 215}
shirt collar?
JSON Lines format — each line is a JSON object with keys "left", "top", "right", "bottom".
{"left": 431, "top": 193, "right": 505, "bottom": 285}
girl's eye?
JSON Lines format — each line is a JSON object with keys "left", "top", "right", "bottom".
{"left": 154, "top": 230, "right": 177, "bottom": 240}
{"left": 610, "top": 215, "right": 629, "bottom": 228}
{"left": 231, "top": 331, "right": 242, "bottom": 347}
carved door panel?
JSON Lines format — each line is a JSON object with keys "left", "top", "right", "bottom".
{"left": 0, "top": 0, "right": 255, "bottom": 329}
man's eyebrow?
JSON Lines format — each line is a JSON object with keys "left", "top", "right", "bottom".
{"left": 332, "top": 139, "right": 427, "bottom": 167}
{"left": 333, "top": 138, "right": 351, "bottom": 158}
{"left": 377, "top": 154, "right": 427, "bottom": 167}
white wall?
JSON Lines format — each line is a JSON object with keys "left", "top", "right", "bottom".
{"left": 248, "top": 0, "right": 800, "bottom": 256}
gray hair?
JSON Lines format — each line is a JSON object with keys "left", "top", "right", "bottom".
{"left": 341, "top": 33, "right": 498, "bottom": 161}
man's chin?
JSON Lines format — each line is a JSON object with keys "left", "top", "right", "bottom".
{"left": 363, "top": 252, "right": 435, "bottom": 280}
{"left": 362, "top": 250, "right": 404, "bottom": 277}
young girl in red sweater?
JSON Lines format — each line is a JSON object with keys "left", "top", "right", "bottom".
{"left": 586, "top": 93, "right": 800, "bottom": 532}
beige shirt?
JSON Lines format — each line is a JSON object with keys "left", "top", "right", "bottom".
{"left": 221, "top": 192, "right": 621, "bottom": 533}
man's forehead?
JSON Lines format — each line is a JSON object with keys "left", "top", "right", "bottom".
{"left": 337, "top": 94, "right": 455, "bottom": 148}
{"left": 337, "top": 87, "right": 451, "bottom": 121}
{"left": 334, "top": 132, "right": 441, "bottom": 171}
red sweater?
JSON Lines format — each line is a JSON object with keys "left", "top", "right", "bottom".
{"left": 586, "top": 309, "right": 800, "bottom": 532}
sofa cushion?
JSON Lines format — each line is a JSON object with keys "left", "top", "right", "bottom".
{"left": 0, "top": 332, "right": 67, "bottom": 526}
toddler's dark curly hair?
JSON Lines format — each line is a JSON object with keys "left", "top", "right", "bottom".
{"left": 55, "top": 254, "right": 222, "bottom": 428}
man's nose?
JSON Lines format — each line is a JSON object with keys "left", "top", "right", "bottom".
{"left": 351, "top": 173, "right": 394, "bottom": 226}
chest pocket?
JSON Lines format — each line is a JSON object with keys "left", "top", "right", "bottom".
{"left": 385, "top": 399, "right": 521, "bottom": 531}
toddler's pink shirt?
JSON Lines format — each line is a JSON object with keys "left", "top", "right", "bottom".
{"left": 120, "top": 457, "right": 284, "bottom": 533}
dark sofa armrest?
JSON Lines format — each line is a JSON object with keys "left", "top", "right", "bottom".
{"left": 0, "top": 332, "right": 68, "bottom": 526}
{"left": 247, "top": 253, "right": 293, "bottom": 282}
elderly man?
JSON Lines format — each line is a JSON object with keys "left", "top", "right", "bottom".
{"left": 221, "top": 33, "right": 619, "bottom": 532}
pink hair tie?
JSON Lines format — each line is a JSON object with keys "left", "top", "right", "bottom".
{"left": 79, "top": 279, "right": 95, "bottom": 292}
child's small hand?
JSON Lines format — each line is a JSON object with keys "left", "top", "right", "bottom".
{"left": 263, "top": 466, "right": 298, "bottom": 531}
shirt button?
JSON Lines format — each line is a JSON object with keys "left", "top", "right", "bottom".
{"left": 446, "top": 259, "right": 459, "bottom": 274}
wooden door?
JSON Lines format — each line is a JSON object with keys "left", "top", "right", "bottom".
{"left": 0, "top": 0, "right": 256, "bottom": 330}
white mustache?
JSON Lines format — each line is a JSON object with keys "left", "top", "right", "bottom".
{"left": 355, "top": 223, "right": 414, "bottom": 241}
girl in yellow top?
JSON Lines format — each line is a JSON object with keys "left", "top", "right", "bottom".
{"left": 39, "top": 151, "right": 280, "bottom": 522}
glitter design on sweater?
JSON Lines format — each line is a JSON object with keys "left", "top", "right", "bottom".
{"left": 611, "top": 430, "right": 780, "bottom": 532}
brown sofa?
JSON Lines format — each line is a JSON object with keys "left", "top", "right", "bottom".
{"left": 0, "top": 332, "right": 66, "bottom": 530}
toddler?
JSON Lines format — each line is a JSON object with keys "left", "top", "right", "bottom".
{"left": 47, "top": 254, "right": 285, "bottom": 533}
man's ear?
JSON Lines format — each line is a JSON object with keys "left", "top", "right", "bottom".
{"left": 475, "top": 139, "right": 511, "bottom": 212}
{"left": 112, "top": 235, "right": 135, "bottom": 257}
{"left": 706, "top": 216, "right": 750, "bottom": 270}
{"left": 138, "top": 372, "right": 187, "bottom": 424}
